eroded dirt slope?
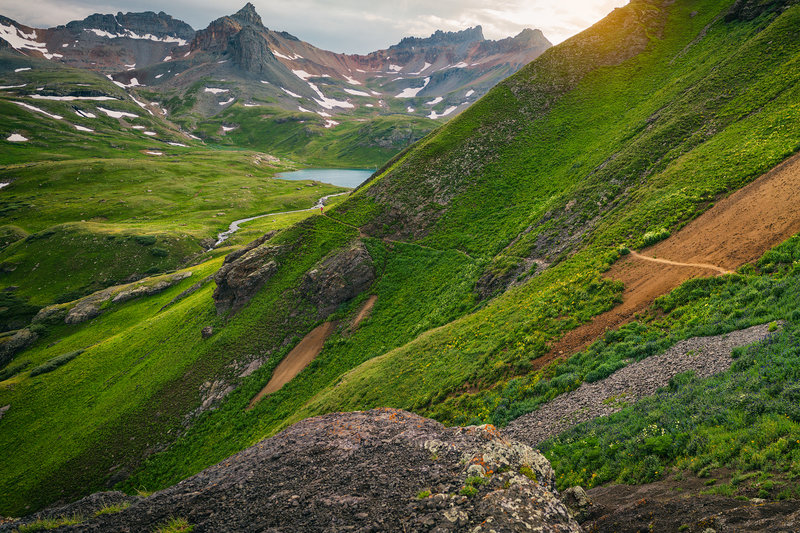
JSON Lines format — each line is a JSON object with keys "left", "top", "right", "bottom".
{"left": 543, "top": 150, "right": 800, "bottom": 364}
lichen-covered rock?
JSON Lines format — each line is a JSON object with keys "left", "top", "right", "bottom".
{"left": 64, "top": 287, "right": 116, "bottom": 324}
{"left": 562, "top": 486, "right": 594, "bottom": 522}
{"left": 111, "top": 272, "right": 192, "bottom": 304}
{"left": 31, "top": 305, "right": 68, "bottom": 325}
{"left": 48, "top": 409, "right": 581, "bottom": 532}
{"left": 60, "top": 272, "right": 193, "bottom": 325}
{"left": 300, "top": 242, "right": 375, "bottom": 317}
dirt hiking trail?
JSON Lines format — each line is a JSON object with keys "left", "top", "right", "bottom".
{"left": 247, "top": 296, "right": 377, "bottom": 408}
{"left": 538, "top": 150, "right": 800, "bottom": 368}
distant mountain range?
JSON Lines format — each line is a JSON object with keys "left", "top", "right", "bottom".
{"left": 0, "top": 3, "right": 551, "bottom": 124}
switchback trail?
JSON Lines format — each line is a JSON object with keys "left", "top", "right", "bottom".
{"left": 538, "top": 149, "right": 800, "bottom": 368}
{"left": 322, "top": 213, "right": 477, "bottom": 260}
{"left": 628, "top": 250, "right": 732, "bottom": 274}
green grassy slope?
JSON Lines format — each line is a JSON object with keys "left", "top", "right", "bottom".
{"left": 188, "top": 105, "right": 438, "bottom": 167}
{"left": 0, "top": 59, "right": 348, "bottom": 316}
{"left": 122, "top": 0, "right": 800, "bottom": 493}
{"left": 2, "top": 0, "right": 800, "bottom": 516}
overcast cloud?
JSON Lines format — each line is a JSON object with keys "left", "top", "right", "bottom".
{"left": 0, "top": 0, "right": 628, "bottom": 54}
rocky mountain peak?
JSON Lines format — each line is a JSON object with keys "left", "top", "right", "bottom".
{"left": 231, "top": 2, "right": 264, "bottom": 27}
{"left": 63, "top": 10, "right": 194, "bottom": 40}
{"left": 508, "top": 28, "right": 552, "bottom": 51}
{"left": 393, "top": 25, "right": 486, "bottom": 50}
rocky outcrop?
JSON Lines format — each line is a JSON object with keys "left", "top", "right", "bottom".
{"left": 214, "top": 239, "right": 374, "bottom": 317}
{"left": 230, "top": 26, "right": 279, "bottom": 75}
{"left": 213, "top": 243, "right": 284, "bottom": 314}
{"left": 24, "top": 409, "right": 580, "bottom": 532}
{"left": 32, "top": 272, "right": 193, "bottom": 326}
{"left": 0, "top": 328, "right": 37, "bottom": 368}
{"left": 300, "top": 242, "right": 375, "bottom": 317}
{"left": 724, "top": 0, "right": 799, "bottom": 21}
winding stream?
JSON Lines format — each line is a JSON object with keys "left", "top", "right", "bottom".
{"left": 213, "top": 191, "right": 350, "bottom": 248}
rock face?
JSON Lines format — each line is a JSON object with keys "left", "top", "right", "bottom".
{"left": 300, "top": 242, "right": 375, "bottom": 317}
{"left": 0, "top": 328, "right": 37, "bottom": 368}
{"left": 213, "top": 244, "right": 284, "bottom": 314}
{"left": 63, "top": 11, "right": 195, "bottom": 41}
{"left": 36, "top": 409, "right": 580, "bottom": 532}
{"left": 213, "top": 239, "right": 375, "bottom": 317}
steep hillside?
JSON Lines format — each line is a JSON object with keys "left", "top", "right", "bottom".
{"left": 2, "top": 0, "right": 800, "bottom": 522}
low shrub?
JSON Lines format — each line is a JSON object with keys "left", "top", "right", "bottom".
{"left": 641, "top": 228, "right": 670, "bottom": 247}
{"left": 133, "top": 235, "right": 157, "bottom": 246}
{"left": 29, "top": 350, "right": 84, "bottom": 377}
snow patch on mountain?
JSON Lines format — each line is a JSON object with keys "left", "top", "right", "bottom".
{"left": 0, "top": 23, "right": 62, "bottom": 59}
{"left": 343, "top": 88, "right": 370, "bottom": 97}
{"left": 31, "top": 94, "right": 116, "bottom": 101}
{"left": 428, "top": 105, "right": 457, "bottom": 119}
{"left": 113, "top": 78, "right": 141, "bottom": 88}
{"left": 425, "top": 96, "right": 443, "bottom": 106}
{"left": 6, "top": 133, "right": 28, "bottom": 142}
{"left": 308, "top": 82, "right": 353, "bottom": 110}
{"left": 292, "top": 70, "right": 313, "bottom": 81}
{"left": 15, "top": 101, "right": 63, "bottom": 120}
{"left": 410, "top": 62, "right": 432, "bottom": 75}
{"left": 97, "top": 106, "right": 138, "bottom": 119}
{"left": 396, "top": 77, "right": 430, "bottom": 98}
{"left": 204, "top": 87, "right": 229, "bottom": 94}
{"left": 86, "top": 28, "right": 187, "bottom": 46}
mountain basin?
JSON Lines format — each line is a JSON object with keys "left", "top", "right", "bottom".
{"left": 276, "top": 168, "right": 374, "bottom": 188}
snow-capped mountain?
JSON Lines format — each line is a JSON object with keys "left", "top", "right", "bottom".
{"left": 0, "top": 3, "right": 551, "bottom": 122}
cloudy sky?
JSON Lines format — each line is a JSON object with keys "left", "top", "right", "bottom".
{"left": 0, "top": 0, "right": 629, "bottom": 53}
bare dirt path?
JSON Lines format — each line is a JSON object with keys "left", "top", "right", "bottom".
{"left": 247, "top": 296, "right": 378, "bottom": 408}
{"left": 628, "top": 250, "right": 732, "bottom": 274}
{"left": 538, "top": 150, "right": 800, "bottom": 368}
{"left": 322, "top": 213, "right": 476, "bottom": 260}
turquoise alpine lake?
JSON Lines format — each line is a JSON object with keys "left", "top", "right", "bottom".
{"left": 276, "top": 168, "right": 374, "bottom": 188}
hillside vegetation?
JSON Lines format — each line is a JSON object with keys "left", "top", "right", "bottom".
{"left": 1, "top": 0, "right": 800, "bottom": 518}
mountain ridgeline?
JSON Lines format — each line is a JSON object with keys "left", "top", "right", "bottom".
{"left": 2, "top": 0, "right": 800, "bottom": 529}
{"left": 0, "top": 3, "right": 552, "bottom": 165}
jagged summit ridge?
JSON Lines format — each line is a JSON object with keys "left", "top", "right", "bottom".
{"left": 63, "top": 11, "right": 195, "bottom": 40}
{"left": 231, "top": 2, "right": 264, "bottom": 27}
{"left": 393, "top": 25, "right": 486, "bottom": 49}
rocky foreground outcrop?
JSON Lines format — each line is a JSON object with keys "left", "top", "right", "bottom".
{"left": 10, "top": 409, "right": 581, "bottom": 532}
